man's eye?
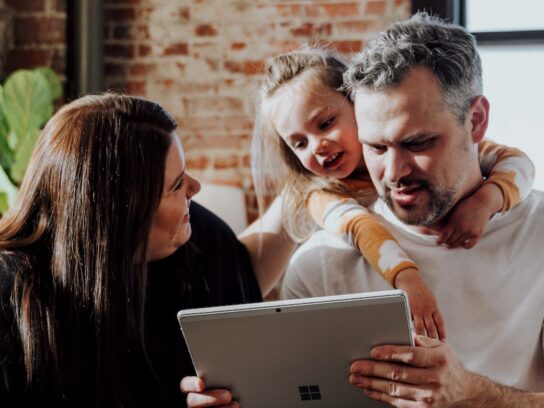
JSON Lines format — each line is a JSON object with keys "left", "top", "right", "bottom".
{"left": 406, "top": 139, "right": 433, "bottom": 151}
{"left": 319, "top": 117, "right": 335, "bottom": 131}
{"left": 368, "top": 145, "right": 387, "bottom": 154}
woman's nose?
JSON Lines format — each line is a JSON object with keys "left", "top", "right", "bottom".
{"left": 186, "top": 174, "right": 201, "bottom": 198}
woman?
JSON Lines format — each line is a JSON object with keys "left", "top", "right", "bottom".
{"left": 0, "top": 93, "right": 266, "bottom": 406}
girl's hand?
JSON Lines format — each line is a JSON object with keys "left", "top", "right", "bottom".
{"left": 437, "top": 184, "right": 501, "bottom": 249}
{"left": 394, "top": 268, "right": 446, "bottom": 341}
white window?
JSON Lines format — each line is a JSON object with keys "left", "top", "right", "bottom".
{"left": 466, "top": 0, "right": 544, "bottom": 191}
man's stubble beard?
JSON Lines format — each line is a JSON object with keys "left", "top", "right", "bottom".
{"left": 383, "top": 182, "right": 458, "bottom": 227}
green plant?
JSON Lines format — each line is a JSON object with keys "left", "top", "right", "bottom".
{"left": 0, "top": 67, "right": 62, "bottom": 213}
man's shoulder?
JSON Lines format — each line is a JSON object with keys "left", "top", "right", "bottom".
{"left": 507, "top": 190, "right": 544, "bottom": 221}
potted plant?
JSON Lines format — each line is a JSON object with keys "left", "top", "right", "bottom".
{"left": 0, "top": 67, "right": 62, "bottom": 213}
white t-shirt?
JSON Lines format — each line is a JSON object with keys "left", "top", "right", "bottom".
{"left": 282, "top": 191, "right": 544, "bottom": 391}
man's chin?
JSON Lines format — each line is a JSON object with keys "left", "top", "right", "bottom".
{"left": 385, "top": 196, "right": 434, "bottom": 226}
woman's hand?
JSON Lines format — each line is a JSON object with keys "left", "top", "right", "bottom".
{"left": 180, "top": 376, "right": 239, "bottom": 407}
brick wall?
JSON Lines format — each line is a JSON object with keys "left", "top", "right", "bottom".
{"left": 2, "top": 0, "right": 411, "bottom": 222}
{"left": 104, "top": 0, "right": 411, "bottom": 221}
{"left": 2, "top": 0, "right": 66, "bottom": 79}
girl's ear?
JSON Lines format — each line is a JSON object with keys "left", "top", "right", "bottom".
{"left": 467, "top": 95, "right": 490, "bottom": 143}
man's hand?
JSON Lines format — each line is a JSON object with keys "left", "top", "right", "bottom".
{"left": 349, "top": 335, "right": 472, "bottom": 407}
{"left": 180, "top": 376, "right": 239, "bottom": 408}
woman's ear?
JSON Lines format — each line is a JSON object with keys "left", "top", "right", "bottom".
{"left": 467, "top": 95, "right": 490, "bottom": 143}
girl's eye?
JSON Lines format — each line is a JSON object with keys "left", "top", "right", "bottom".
{"left": 319, "top": 117, "right": 335, "bottom": 131}
{"left": 293, "top": 139, "right": 308, "bottom": 149}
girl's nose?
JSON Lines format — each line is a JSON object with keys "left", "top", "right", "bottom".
{"left": 313, "top": 139, "right": 330, "bottom": 155}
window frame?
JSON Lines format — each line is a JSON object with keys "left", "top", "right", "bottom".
{"left": 412, "top": 0, "right": 544, "bottom": 44}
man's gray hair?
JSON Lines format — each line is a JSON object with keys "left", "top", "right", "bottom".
{"left": 344, "top": 12, "right": 482, "bottom": 122}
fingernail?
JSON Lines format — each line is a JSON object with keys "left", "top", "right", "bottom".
{"left": 370, "top": 349, "right": 382, "bottom": 359}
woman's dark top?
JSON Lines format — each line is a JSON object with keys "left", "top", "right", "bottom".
{"left": 0, "top": 203, "right": 262, "bottom": 407}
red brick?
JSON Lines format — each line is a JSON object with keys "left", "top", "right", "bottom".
{"left": 50, "top": 47, "right": 66, "bottom": 75}
{"left": 163, "top": 43, "right": 189, "bottom": 56}
{"left": 195, "top": 24, "right": 217, "bottom": 37}
{"left": 14, "top": 17, "right": 65, "bottom": 45}
{"left": 105, "top": 63, "right": 128, "bottom": 77}
{"left": 129, "top": 63, "right": 156, "bottom": 77}
{"left": 138, "top": 44, "right": 152, "bottom": 57}
{"left": 274, "top": 4, "right": 305, "bottom": 18}
{"left": 332, "top": 40, "right": 364, "bottom": 53}
{"left": 5, "top": 49, "right": 51, "bottom": 74}
{"left": 105, "top": 7, "right": 136, "bottom": 21}
{"left": 214, "top": 155, "right": 239, "bottom": 170}
{"left": 50, "top": 0, "right": 67, "bottom": 13}
{"left": 185, "top": 97, "right": 244, "bottom": 115}
{"left": 111, "top": 25, "right": 149, "bottom": 40}
{"left": 291, "top": 23, "right": 332, "bottom": 37}
{"left": 231, "top": 43, "right": 246, "bottom": 50}
{"left": 224, "top": 60, "right": 265, "bottom": 75}
{"left": 270, "top": 40, "right": 303, "bottom": 53}
{"left": 335, "top": 20, "right": 376, "bottom": 34}
{"left": 104, "top": 44, "right": 135, "bottom": 59}
{"left": 186, "top": 156, "right": 209, "bottom": 170}
{"left": 320, "top": 3, "right": 359, "bottom": 17}
{"left": 365, "top": 0, "right": 387, "bottom": 15}
{"left": 124, "top": 80, "right": 146, "bottom": 95}
{"left": 178, "top": 7, "right": 190, "bottom": 20}
{"left": 7, "top": 0, "right": 45, "bottom": 12}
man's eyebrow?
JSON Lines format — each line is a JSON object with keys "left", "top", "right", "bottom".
{"left": 168, "top": 170, "right": 185, "bottom": 190}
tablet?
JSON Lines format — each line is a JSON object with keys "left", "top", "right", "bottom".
{"left": 177, "top": 290, "right": 413, "bottom": 408}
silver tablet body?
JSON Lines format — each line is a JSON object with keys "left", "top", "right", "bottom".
{"left": 178, "top": 290, "right": 413, "bottom": 408}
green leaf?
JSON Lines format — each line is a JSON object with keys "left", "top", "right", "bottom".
{"left": 10, "top": 127, "right": 41, "bottom": 184}
{"left": 36, "top": 67, "right": 63, "bottom": 101}
{"left": 0, "top": 86, "right": 13, "bottom": 170}
{"left": 0, "top": 193, "right": 8, "bottom": 214}
{"left": 3, "top": 70, "right": 52, "bottom": 152}
{"left": 0, "top": 164, "right": 19, "bottom": 211}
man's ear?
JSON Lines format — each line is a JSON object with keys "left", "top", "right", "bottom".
{"left": 466, "top": 95, "right": 490, "bottom": 143}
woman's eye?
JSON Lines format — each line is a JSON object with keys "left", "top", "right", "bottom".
{"left": 319, "top": 117, "right": 335, "bottom": 131}
{"left": 174, "top": 177, "right": 185, "bottom": 191}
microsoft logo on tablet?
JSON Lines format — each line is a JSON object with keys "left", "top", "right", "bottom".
{"left": 298, "top": 385, "right": 321, "bottom": 401}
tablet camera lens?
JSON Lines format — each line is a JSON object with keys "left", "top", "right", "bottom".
{"left": 276, "top": 308, "right": 281, "bottom": 313}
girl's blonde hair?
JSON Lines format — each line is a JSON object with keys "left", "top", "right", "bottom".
{"left": 252, "top": 47, "right": 371, "bottom": 242}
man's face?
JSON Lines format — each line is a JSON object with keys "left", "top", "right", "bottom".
{"left": 355, "top": 67, "right": 480, "bottom": 229}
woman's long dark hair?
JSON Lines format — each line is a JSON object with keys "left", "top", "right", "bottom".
{"left": 0, "top": 93, "right": 177, "bottom": 405}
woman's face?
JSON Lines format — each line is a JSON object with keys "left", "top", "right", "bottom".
{"left": 146, "top": 133, "right": 201, "bottom": 261}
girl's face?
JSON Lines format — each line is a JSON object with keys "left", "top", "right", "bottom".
{"left": 270, "top": 79, "right": 364, "bottom": 179}
{"left": 146, "top": 133, "right": 201, "bottom": 261}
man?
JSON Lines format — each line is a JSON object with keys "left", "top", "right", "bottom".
{"left": 283, "top": 12, "right": 544, "bottom": 406}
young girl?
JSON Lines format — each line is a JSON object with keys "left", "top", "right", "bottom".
{"left": 252, "top": 47, "right": 535, "bottom": 340}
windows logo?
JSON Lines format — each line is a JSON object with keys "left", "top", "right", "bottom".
{"left": 298, "top": 385, "right": 322, "bottom": 401}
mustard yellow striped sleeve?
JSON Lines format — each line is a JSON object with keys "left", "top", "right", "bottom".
{"left": 478, "top": 140, "right": 535, "bottom": 212}
{"left": 306, "top": 189, "right": 418, "bottom": 286}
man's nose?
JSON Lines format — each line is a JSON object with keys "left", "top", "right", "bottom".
{"left": 384, "top": 149, "right": 411, "bottom": 184}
